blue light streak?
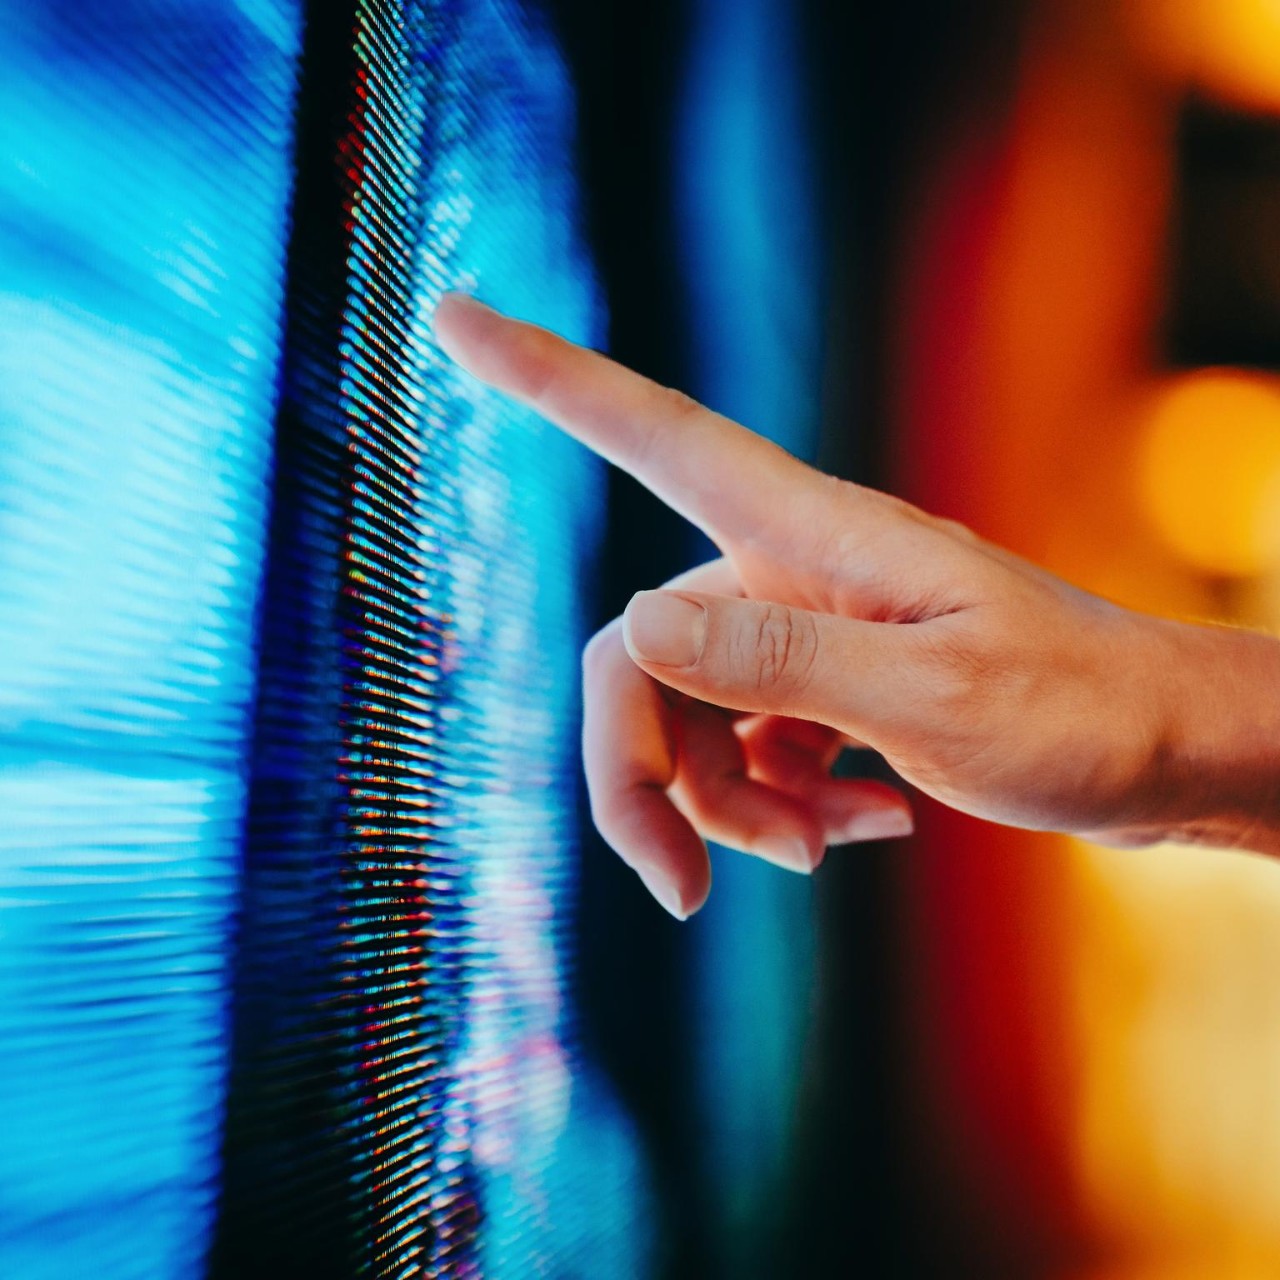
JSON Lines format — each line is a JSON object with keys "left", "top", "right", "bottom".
{"left": 0, "top": 3, "right": 300, "bottom": 1276}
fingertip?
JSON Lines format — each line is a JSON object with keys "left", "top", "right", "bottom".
{"left": 681, "top": 861, "right": 713, "bottom": 917}
{"left": 598, "top": 792, "right": 711, "bottom": 921}
{"left": 753, "top": 833, "right": 826, "bottom": 875}
{"left": 636, "top": 866, "right": 686, "bottom": 919}
{"left": 431, "top": 292, "right": 496, "bottom": 362}
{"left": 830, "top": 802, "right": 914, "bottom": 844}
{"left": 804, "top": 778, "right": 914, "bottom": 846}
{"left": 636, "top": 861, "right": 709, "bottom": 921}
{"left": 622, "top": 590, "right": 707, "bottom": 669}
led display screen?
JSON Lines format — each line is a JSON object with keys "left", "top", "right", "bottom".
{"left": 0, "top": 1, "right": 648, "bottom": 1275}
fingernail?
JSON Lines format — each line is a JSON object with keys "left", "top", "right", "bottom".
{"left": 834, "top": 807, "right": 914, "bottom": 844}
{"left": 624, "top": 592, "right": 706, "bottom": 668}
{"left": 755, "top": 835, "right": 820, "bottom": 872}
{"left": 637, "top": 866, "right": 688, "bottom": 920}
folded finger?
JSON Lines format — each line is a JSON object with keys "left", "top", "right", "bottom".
{"left": 736, "top": 714, "right": 848, "bottom": 769}
{"left": 739, "top": 717, "right": 914, "bottom": 843}
{"left": 581, "top": 619, "right": 710, "bottom": 919}
{"left": 667, "top": 700, "right": 828, "bottom": 873}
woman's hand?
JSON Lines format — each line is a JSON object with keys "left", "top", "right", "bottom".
{"left": 434, "top": 293, "right": 1280, "bottom": 918}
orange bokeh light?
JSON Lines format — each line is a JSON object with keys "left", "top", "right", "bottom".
{"left": 894, "top": 0, "right": 1280, "bottom": 1270}
{"left": 1137, "top": 370, "right": 1280, "bottom": 578}
{"left": 1129, "top": 0, "right": 1280, "bottom": 113}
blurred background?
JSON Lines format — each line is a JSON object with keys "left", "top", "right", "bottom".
{"left": 3, "top": 0, "right": 1280, "bottom": 1277}
{"left": 549, "top": 0, "right": 1280, "bottom": 1275}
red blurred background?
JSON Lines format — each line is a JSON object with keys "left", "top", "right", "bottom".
{"left": 892, "top": 2, "right": 1280, "bottom": 1273}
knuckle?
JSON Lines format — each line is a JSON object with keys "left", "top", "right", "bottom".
{"left": 837, "top": 480, "right": 928, "bottom": 527}
{"left": 820, "top": 493, "right": 923, "bottom": 563}
{"left": 655, "top": 385, "right": 705, "bottom": 422}
{"left": 750, "top": 604, "right": 818, "bottom": 700}
{"left": 581, "top": 620, "right": 624, "bottom": 684}
{"left": 514, "top": 326, "right": 560, "bottom": 403}
{"left": 929, "top": 514, "right": 981, "bottom": 546}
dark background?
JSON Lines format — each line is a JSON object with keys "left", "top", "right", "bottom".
{"left": 543, "top": 3, "right": 1026, "bottom": 1275}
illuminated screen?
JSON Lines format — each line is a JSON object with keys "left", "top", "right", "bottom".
{"left": 0, "top": 1, "right": 649, "bottom": 1276}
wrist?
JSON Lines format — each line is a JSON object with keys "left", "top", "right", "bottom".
{"left": 1134, "top": 618, "right": 1280, "bottom": 856}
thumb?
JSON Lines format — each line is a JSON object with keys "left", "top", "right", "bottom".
{"left": 621, "top": 589, "right": 911, "bottom": 733}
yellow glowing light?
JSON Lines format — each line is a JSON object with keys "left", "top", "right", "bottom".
{"left": 1129, "top": 0, "right": 1280, "bottom": 112}
{"left": 1136, "top": 370, "right": 1280, "bottom": 578}
{"left": 1067, "top": 837, "right": 1280, "bottom": 1269}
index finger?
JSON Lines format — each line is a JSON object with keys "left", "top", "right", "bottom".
{"left": 432, "top": 292, "right": 830, "bottom": 548}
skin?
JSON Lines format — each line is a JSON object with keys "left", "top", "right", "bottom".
{"left": 432, "top": 292, "right": 1280, "bottom": 920}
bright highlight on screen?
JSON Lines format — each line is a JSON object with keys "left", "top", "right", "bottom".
{"left": 0, "top": 3, "right": 298, "bottom": 1274}
{"left": 0, "top": 1, "right": 649, "bottom": 1276}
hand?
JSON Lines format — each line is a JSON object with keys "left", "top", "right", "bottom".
{"left": 433, "top": 293, "right": 1280, "bottom": 918}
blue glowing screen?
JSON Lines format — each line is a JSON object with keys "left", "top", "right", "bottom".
{"left": 0, "top": 1, "right": 648, "bottom": 1275}
{"left": 676, "top": 0, "right": 825, "bottom": 1268}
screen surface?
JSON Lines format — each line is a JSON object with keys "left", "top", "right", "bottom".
{"left": 0, "top": 2, "right": 647, "bottom": 1275}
